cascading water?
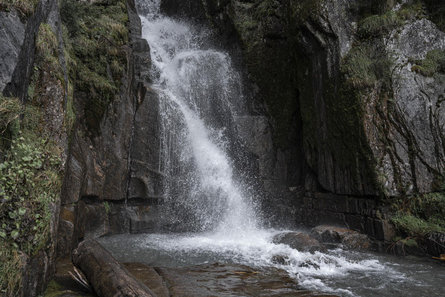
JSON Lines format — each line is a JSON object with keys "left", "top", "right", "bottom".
{"left": 139, "top": 0, "right": 258, "bottom": 234}
{"left": 99, "top": 1, "right": 445, "bottom": 296}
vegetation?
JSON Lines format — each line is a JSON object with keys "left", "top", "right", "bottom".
{"left": 0, "top": 96, "right": 63, "bottom": 295}
{"left": 36, "top": 23, "right": 64, "bottom": 82}
{"left": 0, "top": 22, "right": 66, "bottom": 296}
{"left": 410, "top": 49, "right": 445, "bottom": 77}
{"left": 423, "top": 0, "right": 445, "bottom": 31}
{"left": 357, "top": 11, "right": 404, "bottom": 39}
{"left": 341, "top": 42, "right": 392, "bottom": 89}
{"left": 60, "top": 0, "right": 129, "bottom": 135}
{"left": 391, "top": 192, "right": 445, "bottom": 237}
{"left": 0, "top": 0, "right": 39, "bottom": 17}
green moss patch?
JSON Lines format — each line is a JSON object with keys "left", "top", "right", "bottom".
{"left": 391, "top": 192, "right": 445, "bottom": 237}
{"left": 60, "top": 0, "right": 129, "bottom": 135}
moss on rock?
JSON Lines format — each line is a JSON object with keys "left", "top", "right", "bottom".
{"left": 410, "top": 49, "right": 445, "bottom": 77}
{"left": 60, "top": 0, "right": 129, "bottom": 136}
{"left": 0, "top": 0, "right": 39, "bottom": 17}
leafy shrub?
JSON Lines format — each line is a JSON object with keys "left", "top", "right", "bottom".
{"left": 0, "top": 134, "right": 61, "bottom": 251}
{"left": 357, "top": 2, "right": 426, "bottom": 40}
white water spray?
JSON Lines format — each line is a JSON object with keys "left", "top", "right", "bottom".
{"left": 140, "top": 0, "right": 258, "bottom": 234}
{"left": 133, "top": 1, "right": 407, "bottom": 295}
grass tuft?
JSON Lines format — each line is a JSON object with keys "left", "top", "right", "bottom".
{"left": 410, "top": 49, "right": 445, "bottom": 77}
{"left": 0, "top": 0, "right": 39, "bottom": 17}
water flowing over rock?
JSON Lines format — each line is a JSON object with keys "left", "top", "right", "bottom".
{"left": 138, "top": 0, "right": 260, "bottom": 234}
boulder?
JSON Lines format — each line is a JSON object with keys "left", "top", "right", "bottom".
{"left": 311, "top": 225, "right": 370, "bottom": 250}
{"left": 272, "top": 232, "right": 325, "bottom": 253}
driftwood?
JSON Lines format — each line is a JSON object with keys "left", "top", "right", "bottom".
{"left": 72, "top": 239, "right": 156, "bottom": 297}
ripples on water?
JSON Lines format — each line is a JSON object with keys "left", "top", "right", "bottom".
{"left": 100, "top": 232, "right": 445, "bottom": 297}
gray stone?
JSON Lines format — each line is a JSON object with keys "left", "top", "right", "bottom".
{"left": 272, "top": 232, "right": 325, "bottom": 253}
{"left": 0, "top": 10, "right": 25, "bottom": 92}
{"left": 311, "top": 225, "right": 371, "bottom": 250}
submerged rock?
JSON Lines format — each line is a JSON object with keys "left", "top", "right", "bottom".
{"left": 311, "top": 225, "right": 371, "bottom": 250}
{"left": 150, "top": 263, "right": 337, "bottom": 297}
{"left": 272, "top": 232, "right": 325, "bottom": 253}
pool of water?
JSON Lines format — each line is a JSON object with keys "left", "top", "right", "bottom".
{"left": 98, "top": 230, "right": 445, "bottom": 297}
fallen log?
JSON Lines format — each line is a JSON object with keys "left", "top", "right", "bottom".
{"left": 72, "top": 239, "right": 156, "bottom": 297}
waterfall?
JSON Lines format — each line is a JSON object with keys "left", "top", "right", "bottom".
{"left": 97, "top": 2, "right": 419, "bottom": 296}
{"left": 139, "top": 0, "right": 259, "bottom": 234}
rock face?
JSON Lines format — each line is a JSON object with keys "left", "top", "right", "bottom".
{"left": 158, "top": 0, "right": 445, "bottom": 245}
{"left": 383, "top": 19, "right": 445, "bottom": 195}
{"left": 57, "top": 0, "right": 159, "bottom": 256}
{"left": 0, "top": 10, "right": 25, "bottom": 92}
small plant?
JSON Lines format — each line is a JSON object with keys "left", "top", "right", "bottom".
{"left": 104, "top": 201, "right": 111, "bottom": 214}
{"left": 410, "top": 49, "right": 445, "bottom": 77}
{"left": 0, "top": 245, "right": 23, "bottom": 296}
{"left": 0, "top": 95, "right": 21, "bottom": 134}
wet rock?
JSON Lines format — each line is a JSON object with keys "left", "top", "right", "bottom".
{"left": 273, "top": 232, "right": 325, "bottom": 253}
{"left": 298, "top": 261, "right": 320, "bottom": 270}
{"left": 311, "top": 225, "right": 370, "bottom": 250}
{"left": 124, "top": 263, "right": 170, "bottom": 297}
{"left": 271, "top": 254, "right": 290, "bottom": 265}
